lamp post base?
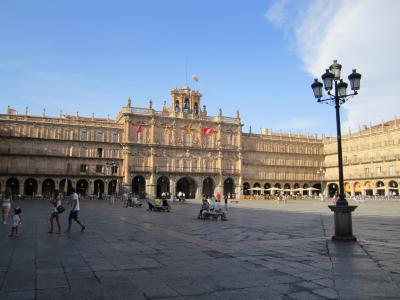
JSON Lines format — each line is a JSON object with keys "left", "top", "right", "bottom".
{"left": 328, "top": 205, "right": 357, "bottom": 241}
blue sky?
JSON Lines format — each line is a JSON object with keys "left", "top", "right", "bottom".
{"left": 1, "top": 0, "right": 398, "bottom": 136}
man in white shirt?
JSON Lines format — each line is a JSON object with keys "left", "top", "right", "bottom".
{"left": 65, "top": 188, "right": 86, "bottom": 233}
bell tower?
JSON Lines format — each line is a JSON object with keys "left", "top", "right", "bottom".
{"left": 170, "top": 86, "right": 202, "bottom": 115}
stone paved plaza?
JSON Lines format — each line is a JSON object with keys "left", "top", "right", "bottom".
{"left": 1, "top": 198, "right": 399, "bottom": 299}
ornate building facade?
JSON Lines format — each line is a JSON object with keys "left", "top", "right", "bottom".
{"left": 0, "top": 87, "right": 398, "bottom": 198}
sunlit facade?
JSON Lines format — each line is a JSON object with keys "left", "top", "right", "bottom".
{"left": 0, "top": 87, "right": 398, "bottom": 199}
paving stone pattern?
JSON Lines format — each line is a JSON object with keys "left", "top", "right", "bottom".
{"left": 0, "top": 199, "right": 399, "bottom": 299}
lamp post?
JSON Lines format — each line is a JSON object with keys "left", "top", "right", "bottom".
{"left": 316, "top": 167, "right": 325, "bottom": 197}
{"left": 311, "top": 60, "right": 361, "bottom": 241}
{"left": 106, "top": 161, "right": 119, "bottom": 196}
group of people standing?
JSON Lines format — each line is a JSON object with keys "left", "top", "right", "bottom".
{"left": 48, "top": 188, "right": 86, "bottom": 233}
{"left": 1, "top": 187, "right": 86, "bottom": 237}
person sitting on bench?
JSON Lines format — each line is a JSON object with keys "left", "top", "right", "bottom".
{"left": 198, "top": 197, "right": 210, "bottom": 219}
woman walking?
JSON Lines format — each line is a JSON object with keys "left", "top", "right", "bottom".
{"left": 2, "top": 188, "right": 13, "bottom": 224}
{"left": 48, "top": 190, "right": 63, "bottom": 233}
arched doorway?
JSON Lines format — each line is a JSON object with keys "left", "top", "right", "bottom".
{"left": 203, "top": 177, "right": 214, "bottom": 198}
{"left": 264, "top": 183, "right": 271, "bottom": 195}
{"left": 364, "top": 181, "right": 373, "bottom": 196}
{"left": 283, "top": 183, "right": 291, "bottom": 195}
{"left": 344, "top": 182, "right": 351, "bottom": 196}
{"left": 76, "top": 179, "right": 89, "bottom": 195}
{"left": 108, "top": 180, "right": 117, "bottom": 195}
{"left": 24, "top": 178, "right": 38, "bottom": 196}
{"left": 60, "top": 179, "right": 72, "bottom": 194}
{"left": 94, "top": 180, "right": 105, "bottom": 198}
{"left": 328, "top": 183, "right": 338, "bottom": 197}
{"left": 389, "top": 181, "right": 399, "bottom": 196}
{"left": 42, "top": 179, "right": 55, "bottom": 196}
{"left": 376, "top": 181, "right": 385, "bottom": 196}
{"left": 6, "top": 178, "right": 19, "bottom": 196}
{"left": 302, "top": 183, "right": 309, "bottom": 195}
{"left": 176, "top": 177, "right": 197, "bottom": 199}
{"left": 313, "top": 183, "right": 321, "bottom": 195}
{"left": 133, "top": 175, "right": 146, "bottom": 198}
{"left": 223, "top": 178, "right": 235, "bottom": 197}
{"left": 274, "top": 183, "right": 281, "bottom": 195}
{"left": 354, "top": 182, "right": 362, "bottom": 195}
{"left": 253, "top": 182, "right": 261, "bottom": 195}
{"left": 243, "top": 182, "right": 250, "bottom": 195}
{"left": 293, "top": 183, "right": 300, "bottom": 195}
{"left": 156, "top": 176, "right": 169, "bottom": 198}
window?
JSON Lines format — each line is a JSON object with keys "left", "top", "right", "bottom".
{"left": 111, "top": 166, "right": 118, "bottom": 174}
{"left": 389, "top": 166, "right": 395, "bottom": 176}
{"left": 80, "top": 147, "right": 87, "bottom": 157}
{"left": 175, "top": 101, "right": 180, "bottom": 112}
{"left": 96, "top": 132, "right": 104, "bottom": 142}
{"left": 376, "top": 167, "right": 382, "bottom": 176}
{"left": 112, "top": 133, "right": 119, "bottom": 143}
{"left": 80, "top": 131, "right": 88, "bottom": 141}
{"left": 194, "top": 102, "right": 199, "bottom": 114}
{"left": 96, "top": 165, "right": 103, "bottom": 173}
{"left": 80, "top": 164, "right": 87, "bottom": 172}
{"left": 112, "top": 149, "right": 118, "bottom": 158}
{"left": 183, "top": 99, "right": 190, "bottom": 112}
{"left": 97, "top": 148, "right": 103, "bottom": 158}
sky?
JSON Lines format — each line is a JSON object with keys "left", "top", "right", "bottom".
{"left": 0, "top": 0, "right": 399, "bottom": 136}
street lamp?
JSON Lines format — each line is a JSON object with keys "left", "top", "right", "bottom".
{"left": 106, "top": 161, "right": 119, "bottom": 196}
{"left": 311, "top": 60, "right": 361, "bottom": 241}
{"left": 316, "top": 167, "right": 325, "bottom": 196}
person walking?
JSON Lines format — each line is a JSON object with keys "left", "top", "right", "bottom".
{"left": 2, "top": 188, "right": 13, "bottom": 224}
{"left": 65, "top": 188, "right": 86, "bottom": 233}
{"left": 224, "top": 194, "right": 228, "bottom": 211}
{"left": 9, "top": 207, "right": 22, "bottom": 237}
{"left": 48, "top": 190, "right": 63, "bottom": 234}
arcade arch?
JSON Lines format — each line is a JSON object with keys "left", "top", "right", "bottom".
{"left": 176, "top": 177, "right": 197, "bottom": 199}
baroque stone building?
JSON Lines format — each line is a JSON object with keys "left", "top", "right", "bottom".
{"left": 0, "top": 87, "right": 398, "bottom": 198}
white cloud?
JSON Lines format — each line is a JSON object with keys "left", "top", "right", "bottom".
{"left": 265, "top": 0, "right": 290, "bottom": 29}
{"left": 267, "top": 0, "right": 400, "bottom": 130}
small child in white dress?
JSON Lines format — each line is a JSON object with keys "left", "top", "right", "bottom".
{"left": 9, "top": 207, "right": 22, "bottom": 237}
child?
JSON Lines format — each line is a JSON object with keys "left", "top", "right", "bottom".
{"left": 9, "top": 207, "right": 22, "bottom": 237}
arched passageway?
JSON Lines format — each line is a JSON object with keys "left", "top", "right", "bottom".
{"left": 156, "top": 176, "right": 169, "bottom": 198}
{"left": 264, "top": 183, "right": 271, "bottom": 195}
{"left": 283, "top": 183, "right": 291, "bottom": 195}
{"left": 24, "top": 178, "right": 38, "bottom": 196}
{"left": 108, "top": 180, "right": 117, "bottom": 195}
{"left": 389, "top": 181, "right": 399, "bottom": 196}
{"left": 364, "top": 181, "right": 373, "bottom": 196}
{"left": 60, "top": 179, "right": 73, "bottom": 194}
{"left": 243, "top": 182, "right": 250, "bottom": 195}
{"left": 176, "top": 177, "right": 197, "bottom": 199}
{"left": 376, "top": 181, "right": 385, "bottom": 196}
{"left": 328, "top": 183, "right": 338, "bottom": 197}
{"left": 202, "top": 177, "right": 214, "bottom": 198}
{"left": 6, "top": 178, "right": 19, "bottom": 196}
{"left": 94, "top": 180, "right": 105, "bottom": 198}
{"left": 76, "top": 179, "right": 89, "bottom": 195}
{"left": 253, "top": 182, "right": 261, "bottom": 195}
{"left": 223, "top": 178, "right": 235, "bottom": 197}
{"left": 42, "top": 179, "right": 55, "bottom": 196}
{"left": 133, "top": 176, "right": 146, "bottom": 198}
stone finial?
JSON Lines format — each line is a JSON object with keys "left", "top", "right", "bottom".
{"left": 60, "top": 110, "right": 63, "bottom": 117}
{"left": 92, "top": 113, "right": 95, "bottom": 120}
{"left": 127, "top": 97, "right": 132, "bottom": 107}
{"left": 76, "top": 111, "right": 79, "bottom": 117}
{"left": 249, "top": 126, "right": 252, "bottom": 134}
{"left": 162, "top": 100, "right": 166, "bottom": 110}
{"left": 236, "top": 110, "right": 240, "bottom": 118}
{"left": 218, "top": 108, "right": 222, "bottom": 116}
{"left": 148, "top": 99, "right": 153, "bottom": 110}
{"left": 25, "top": 106, "right": 29, "bottom": 115}
{"left": 42, "top": 108, "right": 46, "bottom": 117}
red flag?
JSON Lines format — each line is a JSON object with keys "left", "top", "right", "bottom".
{"left": 202, "top": 127, "right": 215, "bottom": 135}
{"left": 136, "top": 125, "right": 143, "bottom": 135}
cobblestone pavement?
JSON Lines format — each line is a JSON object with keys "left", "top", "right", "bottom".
{"left": 0, "top": 199, "right": 399, "bottom": 299}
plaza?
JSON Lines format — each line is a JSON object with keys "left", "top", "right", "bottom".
{"left": 1, "top": 198, "right": 399, "bottom": 299}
